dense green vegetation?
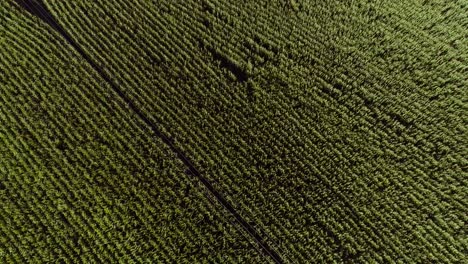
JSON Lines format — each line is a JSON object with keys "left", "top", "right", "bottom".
{"left": 1, "top": 0, "right": 467, "bottom": 263}
{"left": 0, "top": 2, "right": 265, "bottom": 263}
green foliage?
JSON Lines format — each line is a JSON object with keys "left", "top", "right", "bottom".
{"left": 2, "top": 0, "right": 467, "bottom": 263}
{"left": 0, "top": 1, "right": 264, "bottom": 263}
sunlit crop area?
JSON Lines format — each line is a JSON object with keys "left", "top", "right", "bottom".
{"left": 1, "top": 0, "right": 466, "bottom": 263}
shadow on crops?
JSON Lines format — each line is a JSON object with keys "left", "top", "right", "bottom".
{"left": 12, "top": 0, "right": 57, "bottom": 29}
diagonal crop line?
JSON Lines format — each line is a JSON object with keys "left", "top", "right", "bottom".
{"left": 13, "top": 0, "right": 285, "bottom": 263}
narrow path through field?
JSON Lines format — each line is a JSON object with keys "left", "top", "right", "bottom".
{"left": 12, "top": 0, "right": 285, "bottom": 263}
